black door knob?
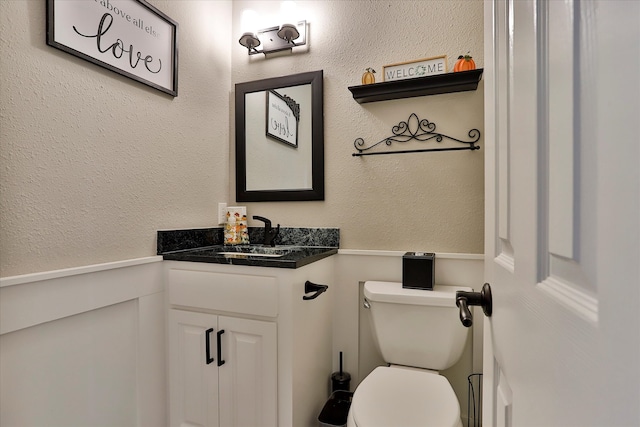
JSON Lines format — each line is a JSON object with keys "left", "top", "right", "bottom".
{"left": 455, "top": 283, "right": 492, "bottom": 327}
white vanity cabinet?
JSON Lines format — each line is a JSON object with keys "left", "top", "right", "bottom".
{"left": 165, "top": 255, "right": 335, "bottom": 427}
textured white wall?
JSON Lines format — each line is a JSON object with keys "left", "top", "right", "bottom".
{"left": 1, "top": 0, "right": 483, "bottom": 277}
{"left": 0, "top": 1, "right": 232, "bottom": 276}
{"left": 232, "top": 0, "right": 485, "bottom": 253}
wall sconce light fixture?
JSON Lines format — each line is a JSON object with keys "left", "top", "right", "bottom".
{"left": 239, "top": 20, "right": 307, "bottom": 56}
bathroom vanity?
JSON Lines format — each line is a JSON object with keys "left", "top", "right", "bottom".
{"left": 162, "top": 228, "right": 338, "bottom": 427}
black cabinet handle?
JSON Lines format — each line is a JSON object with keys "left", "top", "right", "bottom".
{"left": 217, "top": 329, "right": 226, "bottom": 367}
{"left": 205, "top": 328, "right": 214, "bottom": 364}
{"left": 303, "top": 280, "right": 329, "bottom": 300}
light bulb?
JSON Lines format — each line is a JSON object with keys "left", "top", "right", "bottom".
{"left": 280, "top": 1, "right": 298, "bottom": 26}
{"left": 240, "top": 9, "right": 259, "bottom": 35}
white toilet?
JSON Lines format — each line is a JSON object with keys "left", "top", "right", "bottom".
{"left": 347, "top": 281, "right": 471, "bottom": 427}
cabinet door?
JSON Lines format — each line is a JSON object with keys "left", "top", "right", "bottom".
{"left": 218, "top": 316, "right": 277, "bottom": 427}
{"left": 169, "top": 309, "right": 220, "bottom": 427}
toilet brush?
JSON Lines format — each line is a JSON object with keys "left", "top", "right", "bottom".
{"left": 331, "top": 351, "right": 351, "bottom": 392}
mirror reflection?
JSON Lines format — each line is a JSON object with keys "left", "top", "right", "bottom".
{"left": 235, "top": 70, "right": 324, "bottom": 202}
{"left": 245, "top": 84, "right": 311, "bottom": 191}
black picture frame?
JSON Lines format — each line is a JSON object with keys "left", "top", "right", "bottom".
{"left": 46, "top": 0, "right": 178, "bottom": 97}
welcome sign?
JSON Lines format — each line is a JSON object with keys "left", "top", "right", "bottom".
{"left": 383, "top": 55, "right": 448, "bottom": 82}
{"left": 47, "top": 0, "right": 178, "bottom": 96}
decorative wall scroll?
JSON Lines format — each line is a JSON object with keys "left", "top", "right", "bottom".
{"left": 46, "top": 0, "right": 178, "bottom": 96}
{"left": 353, "top": 113, "right": 481, "bottom": 156}
{"left": 265, "top": 90, "right": 300, "bottom": 147}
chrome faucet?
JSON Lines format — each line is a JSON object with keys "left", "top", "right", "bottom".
{"left": 252, "top": 216, "right": 280, "bottom": 247}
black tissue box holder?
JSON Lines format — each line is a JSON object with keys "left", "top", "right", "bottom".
{"left": 402, "top": 252, "right": 435, "bottom": 290}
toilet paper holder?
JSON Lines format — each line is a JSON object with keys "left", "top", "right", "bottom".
{"left": 455, "top": 283, "right": 493, "bottom": 327}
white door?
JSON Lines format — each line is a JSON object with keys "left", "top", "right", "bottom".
{"left": 218, "top": 316, "right": 278, "bottom": 427}
{"left": 483, "top": 0, "right": 639, "bottom": 426}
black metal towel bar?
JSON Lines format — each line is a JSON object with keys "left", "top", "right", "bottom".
{"left": 303, "top": 280, "right": 328, "bottom": 300}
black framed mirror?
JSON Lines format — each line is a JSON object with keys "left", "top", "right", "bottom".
{"left": 235, "top": 70, "right": 324, "bottom": 202}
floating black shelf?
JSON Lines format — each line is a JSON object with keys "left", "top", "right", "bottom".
{"left": 348, "top": 69, "right": 483, "bottom": 104}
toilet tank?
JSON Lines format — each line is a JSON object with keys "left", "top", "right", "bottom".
{"left": 364, "top": 281, "right": 471, "bottom": 371}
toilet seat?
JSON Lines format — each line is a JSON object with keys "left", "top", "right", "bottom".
{"left": 349, "top": 366, "right": 462, "bottom": 427}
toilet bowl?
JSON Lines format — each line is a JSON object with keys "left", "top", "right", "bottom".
{"left": 348, "top": 281, "right": 471, "bottom": 427}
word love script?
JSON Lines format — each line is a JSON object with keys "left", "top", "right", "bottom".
{"left": 73, "top": 13, "right": 161, "bottom": 74}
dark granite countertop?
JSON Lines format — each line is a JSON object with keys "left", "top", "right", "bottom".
{"left": 158, "top": 227, "right": 339, "bottom": 269}
{"left": 161, "top": 245, "right": 338, "bottom": 269}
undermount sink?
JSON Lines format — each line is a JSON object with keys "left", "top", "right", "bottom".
{"left": 213, "top": 246, "right": 297, "bottom": 258}
{"left": 216, "top": 252, "right": 285, "bottom": 258}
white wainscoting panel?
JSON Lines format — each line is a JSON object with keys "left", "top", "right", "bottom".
{"left": 0, "top": 257, "right": 165, "bottom": 427}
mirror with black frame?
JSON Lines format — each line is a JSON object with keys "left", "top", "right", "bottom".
{"left": 235, "top": 70, "right": 324, "bottom": 202}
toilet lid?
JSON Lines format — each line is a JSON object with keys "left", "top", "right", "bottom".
{"left": 351, "top": 366, "right": 461, "bottom": 427}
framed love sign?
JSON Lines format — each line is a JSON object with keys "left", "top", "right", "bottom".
{"left": 265, "top": 90, "right": 300, "bottom": 148}
{"left": 46, "top": 0, "right": 178, "bottom": 97}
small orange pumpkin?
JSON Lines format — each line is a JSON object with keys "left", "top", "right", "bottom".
{"left": 362, "top": 67, "right": 376, "bottom": 85}
{"left": 454, "top": 54, "right": 476, "bottom": 72}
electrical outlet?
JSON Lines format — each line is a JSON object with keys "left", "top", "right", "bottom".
{"left": 217, "top": 202, "right": 227, "bottom": 225}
